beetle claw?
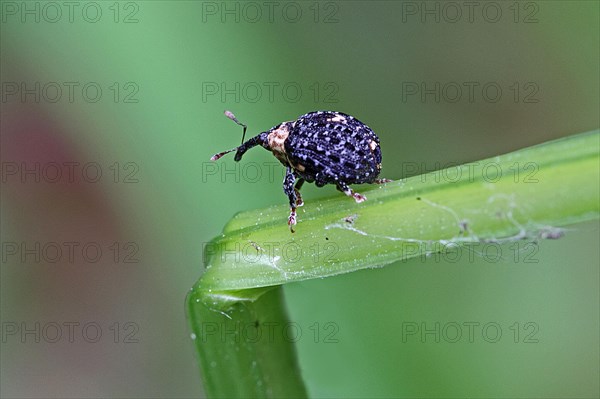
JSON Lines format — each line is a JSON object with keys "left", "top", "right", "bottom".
{"left": 288, "top": 208, "right": 297, "bottom": 233}
{"left": 353, "top": 193, "right": 367, "bottom": 203}
{"left": 373, "top": 178, "right": 393, "bottom": 184}
{"left": 294, "top": 190, "right": 304, "bottom": 207}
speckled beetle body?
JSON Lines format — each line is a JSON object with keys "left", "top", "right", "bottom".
{"left": 211, "top": 110, "right": 389, "bottom": 232}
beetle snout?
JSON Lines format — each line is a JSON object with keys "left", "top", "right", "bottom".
{"left": 233, "top": 150, "right": 244, "bottom": 162}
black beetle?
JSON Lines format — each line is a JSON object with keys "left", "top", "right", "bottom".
{"left": 211, "top": 110, "right": 390, "bottom": 232}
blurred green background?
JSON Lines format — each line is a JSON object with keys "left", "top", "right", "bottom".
{"left": 1, "top": 1, "right": 598, "bottom": 398}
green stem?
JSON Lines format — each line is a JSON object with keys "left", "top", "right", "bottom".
{"left": 186, "top": 286, "right": 308, "bottom": 398}
{"left": 187, "top": 130, "right": 599, "bottom": 397}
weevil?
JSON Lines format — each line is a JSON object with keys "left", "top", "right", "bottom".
{"left": 211, "top": 110, "right": 390, "bottom": 232}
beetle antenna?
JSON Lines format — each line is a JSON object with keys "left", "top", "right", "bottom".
{"left": 224, "top": 110, "right": 248, "bottom": 145}
{"left": 210, "top": 111, "right": 249, "bottom": 161}
{"left": 210, "top": 148, "right": 237, "bottom": 161}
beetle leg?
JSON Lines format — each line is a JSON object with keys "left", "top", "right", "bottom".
{"left": 283, "top": 167, "right": 298, "bottom": 232}
{"left": 336, "top": 181, "right": 366, "bottom": 203}
{"left": 294, "top": 178, "right": 305, "bottom": 207}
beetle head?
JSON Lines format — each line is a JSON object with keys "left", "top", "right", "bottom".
{"left": 233, "top": 131, "right": 268, "bottom": 162}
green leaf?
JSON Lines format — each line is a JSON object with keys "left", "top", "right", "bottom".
{"left": 187, "top": 130, "right": 599, "bottom": 397}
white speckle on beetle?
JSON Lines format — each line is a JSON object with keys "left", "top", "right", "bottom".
{"left": 330, "top": 115, "right": 346, "bottom": 122}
